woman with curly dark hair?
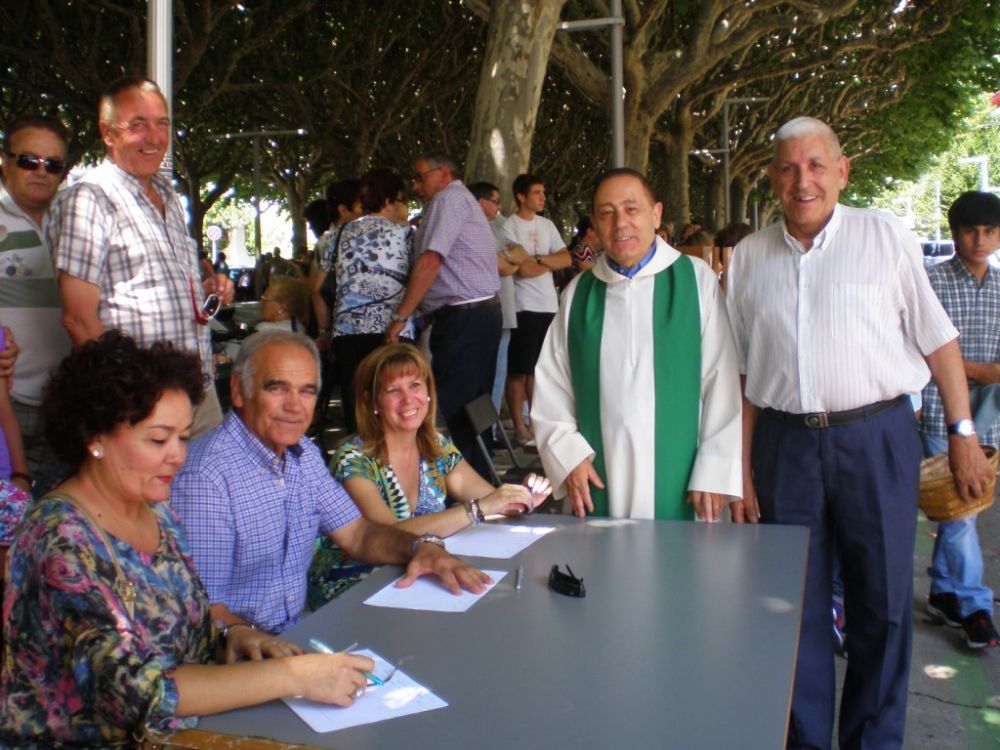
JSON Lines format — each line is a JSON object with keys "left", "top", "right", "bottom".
{"left": 0, "top": 331, "right": 373, "bottom": 748}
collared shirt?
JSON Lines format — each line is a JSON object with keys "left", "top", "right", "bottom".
{"left": 0, "top": 183, "right": 71, "bottom": 406}
{"left": 414, "top": 180, "right": 500, "bottom": 313}
{"left": 727, "top": 204, "right": 957, "bottom": 413}
{"left": 607, "top": 240, "right": 657, "bottom": 279}
{"left": 49, "top": 159, "right": 211, "bottom": 374}
{"left": 169, "top": 412, "right": 361, "bottom": 633}
{"left": 920, "top": 256, "right": 1000, "bottom": 447}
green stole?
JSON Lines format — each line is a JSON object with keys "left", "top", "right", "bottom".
{"left": 567, "top": 254, "right": 701, "bottom": 520}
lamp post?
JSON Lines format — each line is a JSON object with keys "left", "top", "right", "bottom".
{"left": 558, "top": 0, "right": 625, "bottom": 167}
{"left": 721, "top": 97, "right": 768, "bottom": 224}
{"left": 207, "top": 129, "right": 307, "bottom": 256}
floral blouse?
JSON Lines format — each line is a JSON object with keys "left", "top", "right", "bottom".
{"left": 333, "top": 215, "right": 414, "bottom": 338}
{"left": 0, "top": 496, "right": 218, "bottom": 748}
{"left": 307, "top": 434, "right": 462, "bottom": 609}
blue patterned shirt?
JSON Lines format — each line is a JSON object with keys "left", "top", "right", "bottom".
{"left": 920, "top": 256, "right": 1000, "bottom": 448}
{"left": 334, "top": 215, "right": 414, "bottom": 337}
{"left": 170, "top": 412, "right": 361, "bottom": 633}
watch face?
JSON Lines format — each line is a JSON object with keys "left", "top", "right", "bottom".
{"left": 951, "top": 419, "right": 976, "bottom": 437}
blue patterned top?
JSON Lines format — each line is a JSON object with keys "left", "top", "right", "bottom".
{"left": 170, "top": 412, "right": 361, "bottom": 633}
{"left": 0, "top": 496, "right": 217, "bottom": 747}
{"left": 334, "top": 215, "right": 414, "bottom": 337}
{"left": 306, "top": 434, "right": 463, "bottom": 608}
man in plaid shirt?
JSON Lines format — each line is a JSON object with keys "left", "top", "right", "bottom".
{"left": 50, "top": 77, "right": 222, "bottom": 436}
{"left": 920, "top": 191, "right": 1000, "bottom": 649}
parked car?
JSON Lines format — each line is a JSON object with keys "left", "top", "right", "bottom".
{"left": 921, "top": 240, "right": 954, "bottom": 267}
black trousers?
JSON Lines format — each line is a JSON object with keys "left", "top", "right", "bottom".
{"left": 332, "top": 334, "right": 387, "bottom": 434}
{"left": 429, "top": 303, "right": 502, "bottom": 481}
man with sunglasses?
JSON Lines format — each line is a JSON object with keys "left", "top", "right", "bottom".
{"left": 0, "top": 115, "right": 72, "bottom": 494}
{"left": 49, "top": 77, "right": 222, "bottom": 437}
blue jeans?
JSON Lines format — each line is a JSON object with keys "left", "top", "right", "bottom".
{"left": 921, "top": 433, "right": 993, "bottom": 616}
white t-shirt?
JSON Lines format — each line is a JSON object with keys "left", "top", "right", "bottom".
{"left": 503, "top": 213, "right": 565, "bottom": 313}
{"left": 490, "top": 216, "right": 517, "bottom": 329}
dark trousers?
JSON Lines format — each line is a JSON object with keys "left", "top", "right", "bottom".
{"left": 429, "top": 302, "right": 502, "bottom": 481}
{"left": 332, "top": 334, "right": 387, "bottom": 434}
{"left": 752, "top": 399, "right": 920, "bottom": 750}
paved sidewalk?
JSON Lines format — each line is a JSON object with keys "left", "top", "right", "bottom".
{"left": 859, "top": 496, "right": 1000, "bottom": 749}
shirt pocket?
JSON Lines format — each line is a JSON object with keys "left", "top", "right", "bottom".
{"left": 831, "top": 282, "right": 887, "bottom": 342}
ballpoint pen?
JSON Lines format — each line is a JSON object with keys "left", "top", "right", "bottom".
{"left": 308, "top": 639, "right": 385, "bottom": 686}
{"left": 515, "top": 565, "right": 524, "bottom": 590}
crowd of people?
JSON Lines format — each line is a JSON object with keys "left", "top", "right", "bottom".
{"left": 0, "top": 72, "right": 997, "bottom": 750}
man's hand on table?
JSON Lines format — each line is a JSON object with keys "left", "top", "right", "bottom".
{"left": 687, "top": 491, "right": 726, "bottom": 522}
{"left": 730, "top": 470, "right": 761, "bottom": 523}
{"left": 565, "top": 457, "right": 604, "bottom": 518}
{"left": 396, "top": 542, "right": 493, "bottom": 595}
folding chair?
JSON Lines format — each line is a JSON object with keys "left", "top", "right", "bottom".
{"left": 464, "top": 394, "right": 542, "bottom": 486}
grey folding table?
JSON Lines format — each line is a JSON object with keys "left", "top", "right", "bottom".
{"left": 199, "top": 515, "right": 809, "bottom": 749}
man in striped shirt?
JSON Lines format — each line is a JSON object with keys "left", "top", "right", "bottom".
{"left": 727, "top": 117, "right": 992, "bottom": 750}
{"left": 0, "top": 115, "right": 72, "bottom": 493}
{"left": 919, "top": 191, "right": 1000, "bottom": 649}
{"left": 50, "top": 77, "right": 222, "bottom": 436}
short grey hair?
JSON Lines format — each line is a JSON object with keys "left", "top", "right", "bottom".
{"left": 98, "top": 76, "right": 167, "bottom": 127}
{"left": 232, "top": 329, "right": 321, "bottom": 399}
{"left": 416, "top": 151, "right": 460, "bottom": 177}
{"left": 772, "top": 117, "right": 843, "bottom": 161}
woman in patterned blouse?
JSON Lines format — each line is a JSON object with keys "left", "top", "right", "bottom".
{"left": 332, "top": 168, "right": 415, "bottom": 433}
{"left": 308, "top": 343, "right": 550, "bottom": 607}
{"left": 0, "top": 332, "right": 374, "bottom": 748}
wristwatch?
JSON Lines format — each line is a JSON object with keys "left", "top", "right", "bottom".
{"left": 390, "top": 311, "right": 408, "bottom": 324}
{"left": 411, "top": 533, "right": 446, "bottom": 555}
{"left": 947, "top": 418, "right": 976, "bottom": 437}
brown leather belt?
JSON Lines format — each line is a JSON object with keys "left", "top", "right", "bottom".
{"left": 763, "top": 395, "right": 907, "bottom": 429}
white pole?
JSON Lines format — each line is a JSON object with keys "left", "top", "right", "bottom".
{"left": 147, "top": 0, "right": 173, "bottom": 180}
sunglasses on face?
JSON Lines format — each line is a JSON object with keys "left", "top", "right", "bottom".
{"left": 5, "top": 152, "right": 65, "bottom": 175}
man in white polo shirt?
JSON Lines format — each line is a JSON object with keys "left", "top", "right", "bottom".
{"left": 503, "top": 174, "right": 570, "bottom": 446}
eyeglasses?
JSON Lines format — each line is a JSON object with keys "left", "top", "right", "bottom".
{"left": 411, "top": 166, "right": 441, "bottom": 183}
{"left": 189, "top": 277, "right": 221, "bottom": 324}
{"left": 483, "top": 197, "right": 501, "bottom": 206}
{"left": 548, "top": 564, "right": 586, "bottom": 598}
{"left": 5, "top": 152, "right": 65, "bottom": 175}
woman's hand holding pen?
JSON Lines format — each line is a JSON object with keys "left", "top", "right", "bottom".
{"left": 291, "top": 652, "right": 375, "bottom": 706}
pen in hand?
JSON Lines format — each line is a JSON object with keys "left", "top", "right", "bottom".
{"left": 308, "top": 639, "right": 385, "bottom": 686}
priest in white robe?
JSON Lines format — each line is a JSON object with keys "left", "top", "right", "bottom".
{"left": 531, "top": 168, "right": 743, "bottom": 521}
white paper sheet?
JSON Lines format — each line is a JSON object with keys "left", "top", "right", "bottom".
{"left": 444, "top": 523, "right": 556, "bottom": 558}
{"left": 364, "top": 569, "right": 507, "bottom": 612}
{"left": 283, "top": 648, "right": 447, "bottom": 733}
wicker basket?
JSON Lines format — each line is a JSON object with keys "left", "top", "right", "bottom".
{"left": 919, "top": 446, "right": 998, "bottom": 522}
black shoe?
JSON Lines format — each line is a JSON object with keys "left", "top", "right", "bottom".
{"left": 927, "top": 592, "right": 962, "bottom": 628}
{"left": 962, "top": 610, "right": 1000, "bottom": 649}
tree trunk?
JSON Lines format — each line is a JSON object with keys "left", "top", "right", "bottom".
{"left": 656, "top": 106, "right": 696, "bottom": 229}
{"left": 706, "top": 164, "right": 725, "bottom": 232}
{"left": 732, "top": 176, "right": 749, "bottom": 225}
{"left": 465, "top": 0, "right": 566, "bottom": 211}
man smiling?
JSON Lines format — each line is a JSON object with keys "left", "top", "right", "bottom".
{"left": 532, "top": 168, "right": 742, "bottom": 521}
{"left": 727, "top": 117, "right": 991, "bottom": 750}
{"left": 171, "top": 330, "right": 490, "bottom": 636}
{"left": 50, "top": 77, "right": 221, "bottom": 436}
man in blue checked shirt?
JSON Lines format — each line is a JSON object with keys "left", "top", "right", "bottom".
{"left": 171, "top": 330, "right": 491, "bottom": 638}
{"left": 920, "top": 191, "right": 1000, "bottom": 650}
